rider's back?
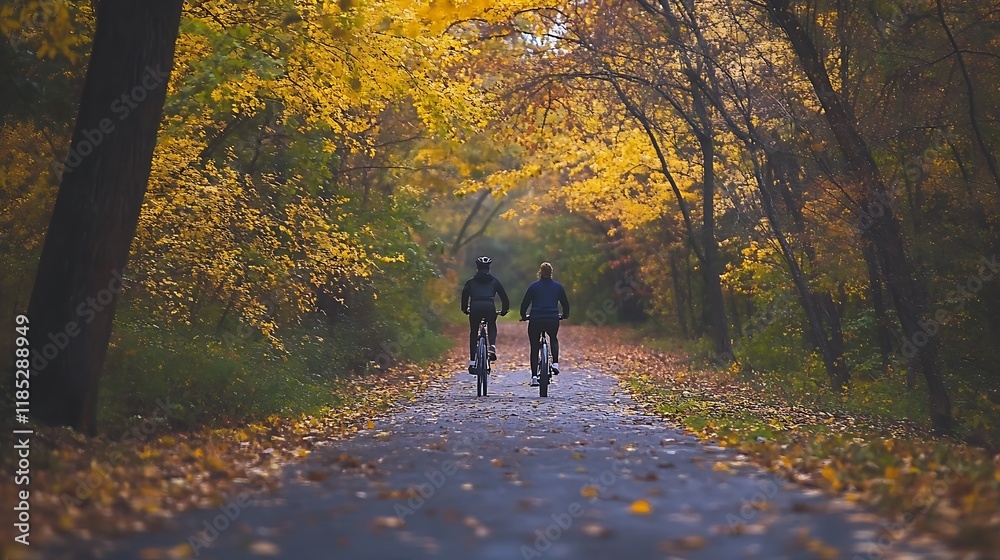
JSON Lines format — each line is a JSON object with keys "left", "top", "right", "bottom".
{"left": 522, "top": 278, "right": 568, "bottom": 320}
{"left": 465, "top": 270, "right": 500, "bottom": 301}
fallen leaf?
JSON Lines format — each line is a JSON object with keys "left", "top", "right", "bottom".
{"left": 304, "top": 470, "right": 327, "bottom": 482}
{"left": 582, "top": 523, "right": 613, "bottom": 538}
{"left": 372, "top": 516, "right": 405, "bottom": 529}
{"left": 166, "top": 543, "right": 192, "bottom": 559}
{"left": 248, "top": 541, "right": 281, "bottom": 556}
{"left": 678, "top": 535, "right": 707, "bottom": 549}
{"left": 629, "top": 499, "right": 652, "bottom": 515}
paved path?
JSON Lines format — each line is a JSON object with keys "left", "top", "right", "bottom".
{"left": 53, "top": 328, "right": 953, "bottom": 560}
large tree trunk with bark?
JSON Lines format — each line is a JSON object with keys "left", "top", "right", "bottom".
{"left": 27, "top": 0, "right": 184, "bottom": 434}
{"left": 762, "top": 0, "right": 953, "bottom": 432}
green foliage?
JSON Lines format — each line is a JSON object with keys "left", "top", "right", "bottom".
{"left": 100, "top": 313, "right": 332, "bottom": 431}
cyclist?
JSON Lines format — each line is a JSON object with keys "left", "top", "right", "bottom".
{"left": 461, "top": 256, "right": 510, "bottom": 373}
{"left": 519, "top": 262, "right": 570, "bottom": 386}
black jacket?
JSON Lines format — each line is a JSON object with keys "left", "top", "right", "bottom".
{"left": 462, "top": 270, "right": 510, "bottom": 314}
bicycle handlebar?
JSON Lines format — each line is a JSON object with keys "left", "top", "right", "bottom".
{"left": 521, "top": 315, "right": 565, "bottom": 321}
{"left": 466, "top": 309, "right": 507, "bottom": 316}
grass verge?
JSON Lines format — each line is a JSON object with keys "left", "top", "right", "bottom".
{"left": 598, "top": 333, "right": 999, "bottom": 556}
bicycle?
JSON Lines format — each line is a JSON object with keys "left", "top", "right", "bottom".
{"left": 522, "top": 315, "right": 562, "bottom": 397}
{"left": 472, "top": 317, "right": 491, "bottom": 397}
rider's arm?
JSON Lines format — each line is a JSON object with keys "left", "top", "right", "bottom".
{"left": 558, "top": 284, "right": 570, "bottom": 318}
{"left": 496, "top": 280, "right": 510, "bottom": 315}
{"left": 461, "top": 281, "right": 471, "bottom": 314}
{"left": 519, "top": 285, "right": 533, "bottom": 319}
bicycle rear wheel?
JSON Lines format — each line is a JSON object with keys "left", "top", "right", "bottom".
{"left": 476, "top": 338, "right": 488, "bottom": 397}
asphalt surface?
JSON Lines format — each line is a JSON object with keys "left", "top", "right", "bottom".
{"left": 47, "top": 328, "right": 955, "bottom": 560}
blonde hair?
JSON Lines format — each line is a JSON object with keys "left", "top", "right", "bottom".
{"left": 538, "top": 262, "right": 553, "bottom": 279}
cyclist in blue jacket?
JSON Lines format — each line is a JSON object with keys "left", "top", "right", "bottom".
{"left": 519, "top": 262, "right": 570, "bottom": 386}
{"left": 462, "top": 256, "right": 509, "bottom": 373}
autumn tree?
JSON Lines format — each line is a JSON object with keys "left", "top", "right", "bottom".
{"left": 28, "top": 0, "right": 184, "bottom": 433}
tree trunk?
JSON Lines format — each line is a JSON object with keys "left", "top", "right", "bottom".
{"left": 818, "top": 290, "right": 847, "bottom": 382}
{"left": 692, "top": 89, "right": 732, "bottom": 361}
{"left": 685, "top": 249, "right": 700, "bottom": 335}
{"left": 622, "top": 1, "right": 728, "bottom": 358}
{"left": 450, "top": 189, "right": 490, "bottom": 254}
{"left": 935, "top": 0, "right": 1000, "bottom": 194}
{"left": 669, "top": 249, "right": 690, "bottom": 338}
{"left": 756, "top": 151, "right": 848, "bottom": 387}
{"left": 763, "top": 0, "right": 953, "bottom": 432}
{"left": 27, "top": 0, "right": 184, "bottom": 434}
{"left": 607, "top": 78, "right": 706, "bottom": 265}
{"left": 862, "top": 238, "right": 894, "bottom": 371}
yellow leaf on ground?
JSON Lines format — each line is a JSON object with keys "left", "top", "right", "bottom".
{"left": 166, "top": 543, "right": 192, "bottom": 559}
{"left": 366, "top": 420, "right": 375, "bottom": 430}
{"left": 580, "top": 485, "right": 599, "bottom": 499}
{"left": 885, "top": 466, "right": 899, "bottom": 480}
{"left": 629, "top": 499, "right": 652, "bottom": 515}
{"left": 963, "top": 493, "right": 976, "bottom": 512}
{"left": 821, "top": 464, "right": 841, "bottom": 491}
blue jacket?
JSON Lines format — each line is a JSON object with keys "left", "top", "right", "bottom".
{"left": 520, "top": 278, "right": 570, "bottom": 320}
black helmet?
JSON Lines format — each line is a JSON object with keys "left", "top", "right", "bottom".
{"left": 476, "top": 256, "right": 492, "bottom": 268}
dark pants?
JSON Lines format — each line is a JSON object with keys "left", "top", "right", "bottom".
{"left": 469, "top": 303, "right": 498, "bottom": 360}
{"left": 528, "top": 319, "right": 560, "bottom": 375}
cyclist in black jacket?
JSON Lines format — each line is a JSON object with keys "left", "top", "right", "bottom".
{"left": 462, "top": 256, "right": 510, "bottom": 373}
